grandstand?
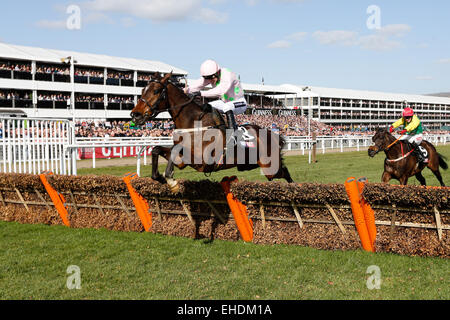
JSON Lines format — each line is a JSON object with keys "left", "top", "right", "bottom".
{"left": 0, "top": 42, "right": 449, "bottom": 132}
{"left": 280, "top": 85, "right": 450, "bottom": 131}
{"left": 0, "top": 42, "right": 188, "bottom": 120}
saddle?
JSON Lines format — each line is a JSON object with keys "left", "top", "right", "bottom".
{"left": 199, "top": 103, "right": 256, "bottom": 149}
{"left": 199, "top": 103, "right": 226, "bottom": 128}
{"left": 401, "top": 140, "right": 429, "bottom": 163}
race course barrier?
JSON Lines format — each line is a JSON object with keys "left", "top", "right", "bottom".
{"left": 345, "top": 177, "right": 375, "bottom": 252}
{"left": 220, "top": 176, "right": 254, "bottom": 243}
{"left": 0, "top": 173, "right": 448, "bottom": 258}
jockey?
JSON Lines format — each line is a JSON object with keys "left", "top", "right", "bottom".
{"left": 389, "top": 107, "right": 428, "bottom": 163}
{"left": 184, "top": 60, "right": 248, "bottom": 146}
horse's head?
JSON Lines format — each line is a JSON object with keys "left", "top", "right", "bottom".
{"left": 368, "top": 127, "right": 392, "bottom": 157}
{"left": 131, "top": 72, "right": 172, "bottom": 125}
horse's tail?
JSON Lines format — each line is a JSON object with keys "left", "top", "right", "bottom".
{"left": 279, "top": 134, "right": 287, "bottom": 150}
{"left": 438, "top": 153, "right": 448, "bottom": 170}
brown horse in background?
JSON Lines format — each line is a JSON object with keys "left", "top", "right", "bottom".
{"left": 368, "top": 127, "right": 448, "bottom": 186}
{"left": 130, "top": 72, "right": 293, "bottom": 190}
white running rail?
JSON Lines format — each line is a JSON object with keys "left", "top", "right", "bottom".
{"left": 1, "top": 117, "right": 448, "bottom": 176}
{"left": 0, "top": 117, "right": 75, "bottom": 175}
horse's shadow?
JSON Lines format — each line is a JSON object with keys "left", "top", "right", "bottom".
{"left": 192, "top": 202, "right": 232, "bottom": 244}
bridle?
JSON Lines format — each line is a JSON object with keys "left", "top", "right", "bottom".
{"left": 139, "top": 80, "right": 195, "bottom": 120}
{"left": 371, "top": 132, "right": 403, "bottom": 156}
{"left": 139, "top": 80, "right": 169, "bottom": 120}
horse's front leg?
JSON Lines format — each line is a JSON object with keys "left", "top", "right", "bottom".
{"left": 399, "top": 176, "right": 409, "bottom": 185}
{"left": 164, "top": 146, "right": 187, "bottom": 193}
{"left": 381, "top": 171, "right": 392, "bottom": 184}
{"left": 151, "top": 146, "right": 171, "bottom": 184}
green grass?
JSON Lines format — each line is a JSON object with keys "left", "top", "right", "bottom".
{"left": 0, "top": 221, "right": 448, "bottom": 300}
{"left": 78, "top": 145, "right": 450, "bottom": 186}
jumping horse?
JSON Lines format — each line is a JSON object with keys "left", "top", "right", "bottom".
{"left": 368, "top": 127, "right": 448, "bottom": 186}
{"left": 130, "top": 72, "right": 293, "bottom": 190}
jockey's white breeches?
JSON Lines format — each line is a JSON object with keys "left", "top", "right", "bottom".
{"left": 208, "top": 97, "right": 247, "bottom": 115}
{"left": 400, "top": 134, "right": 423, "bottom": 145}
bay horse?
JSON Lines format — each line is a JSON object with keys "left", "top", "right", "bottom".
{"left": 130, "top": 72, "right": 293, "bottom": 190}
{"left": 368, "top": 127, "right": 448, "bottom": 186}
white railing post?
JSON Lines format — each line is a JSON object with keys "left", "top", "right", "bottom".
{"left": 92, "top": 147, "right": 96, "bottom": 169}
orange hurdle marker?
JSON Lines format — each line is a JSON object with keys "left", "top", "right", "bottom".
{"left": 39, "top": 171, "right": 70, "bottom": 227}
{"left": 221, "top": 176, "right": 253, "bottom": 242}
{"left": 345, "top": 177, "right": 374, "bottom": 252}
{"left": 123, "top": 173, "right": 152, "bottom": 232}
{"left": 357, "top": 177, "right": 377, "bottom": 249}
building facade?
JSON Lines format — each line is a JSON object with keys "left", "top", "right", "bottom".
{"left": 0, "top": 43, "right": 187, "bottom": 120}
{"left": 282, "top": 85, "right": 450, "bottom": 131}
{"left": 1, "top": 43, "right": 449, "bottom": 131}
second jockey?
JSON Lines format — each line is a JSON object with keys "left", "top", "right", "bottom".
{"left": 184, "top": 59, "right": 249, "bottom": 147}
{"left": 389, "top": 107, "right": 428, "bottom": 163}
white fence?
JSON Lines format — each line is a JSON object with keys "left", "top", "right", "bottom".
{"left": 284, "top": 135, "right": 450, "bottom": 155}
{"left": 71, "top": 136, "right": 173, "bottom": 176}
{"left": 1, "top": 117, "right": 449, "bottom": 176}
{"left": 0, "top": 117, "right": 75, "bottom": 175}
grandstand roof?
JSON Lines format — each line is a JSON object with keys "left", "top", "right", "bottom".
{"left": 242, "top": 83, "right": 299, "bottom": 95}
{"left": 0, "top": 43, "right": 188, "bottom": 75}
{"left": 289, "top": 85, "right": 450, "bottom": 104}
{"left": 186, "top": 80, "right": 313, "bottom": 97}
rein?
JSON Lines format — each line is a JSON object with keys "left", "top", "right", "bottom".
{"left": 383, "top": 135, "right": 414, "bottom": 163}
{"left": 385, "top": 135, "right": 403, "bottom": 151}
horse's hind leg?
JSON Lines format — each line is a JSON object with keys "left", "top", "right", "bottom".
{"left": 262, "top": 165, "right": 294, "bottom": 183}
{"left": 415, "top": 172, "right": 427, "bottom": 186}
{"left": 430, "top": 168, "right": 445, "bottom": 187}
{"left": 281, "top": 166, "right": 294, "bottom": 183}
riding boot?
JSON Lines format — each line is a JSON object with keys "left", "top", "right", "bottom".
{"left": 417, "top": 143, "right": 429, "bottom": 163}
{"left": 225, "top": 110, "right": 238, "bottom": 131}
{"left": 411, "top": 142, "right": 425, "bottom": 163}
{"left": 225, "top": 110, "right": 240, "bottom": 147}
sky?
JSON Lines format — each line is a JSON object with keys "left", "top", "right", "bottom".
{"left": 1, "top": 0, "right": 449, "bottom": 95}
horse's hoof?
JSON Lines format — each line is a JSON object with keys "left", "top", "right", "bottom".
{"left": 167, "top": 179, "right": 180, "bottom": 193}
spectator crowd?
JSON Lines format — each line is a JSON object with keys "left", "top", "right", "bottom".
{"left": 75, "top": 69, "right": 104, "bottom": 78}
{"left": 72, "top": 115, "right": 363, "bottom": 138}
{"left": 75, "top": 120, "right": 174, "bottom": 138}
{"left": 73, "top": 113, "right": 450, "bottom": 138}
{"left": 0, "top": 62, "right": 31, "bottom": 73}
{"left": 36, "top": 66, "right": 69, "bottom": 75}
{"left": 107, "top": 71, "right": 133, "bottom": 80}
{"left": 0, "top": 91, "right": 31, "bottom": 100}
{"left": 37, "top": 93, "right": 69, "bottom": 102}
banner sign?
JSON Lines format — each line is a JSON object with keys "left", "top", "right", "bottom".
{"left": 250, "top": 109, "right": 273, "bottom": 116}
{"left": 78, "top": 146, "right": 153, "bottom": 160}
{"left": 277, "top": 109, "right": 299, "bottom": 117}
{"left": 246, "top": 108, "right": 302, "bottom": 116}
